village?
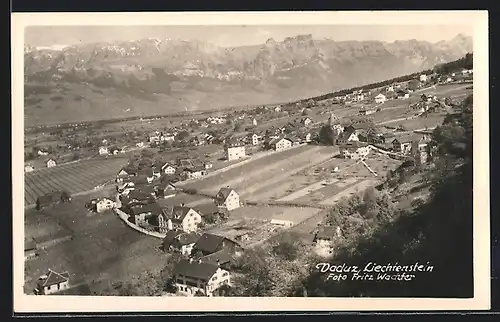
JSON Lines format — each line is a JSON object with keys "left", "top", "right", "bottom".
{"left": 24, "top": 65, "right": 473, "bottom": 297}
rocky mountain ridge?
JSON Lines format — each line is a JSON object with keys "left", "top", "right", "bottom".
{"left": 24, "top": 33, "right": 472, "bottom": 126}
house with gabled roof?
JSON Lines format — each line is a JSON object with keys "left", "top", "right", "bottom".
{"left": 128, "top": 202, "right": 163, "bottom": 227}
{"left": 215, "top": 187, "right": 240, "bottom": 211}
{"left": 224, "top": 139, "right": 246, "bottom": 161}
{"left": 34, "top": 269, "right": 70, "bottom": 295}
{"left": 160, "top": 162, "right": 177, "bottom": 175}
{"left": 116, "top": 166, "right": 139, "bottom": 183}
{"left": 172, "top": 258, "right": 231, "bottom": 297}
{"left": 336, "top": 127, "right": 360, "bottom": 145}
{"left": 182, "top": 166, "right": 207, "bottom": 179}
{"left": 163, "top": 230, "right": 200, "bottom": 256}
{"left": 158, "top": 204, "right": 202, "bottom": 233}
{"left": 339, "top": 142, "right": 371, "bottom": 160}
{"left": 266, "top": 137, "right": 292, "bottom": 152}
{"left": 191, "top": 233, "right": 241, "bottom": 257}
{"left": 154, "top": 180, "right": 177, "bottom": 199}
{"left": 46, "top": 158, "right": 57, "bottom": 168}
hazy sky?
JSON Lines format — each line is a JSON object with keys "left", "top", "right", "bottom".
{"left": 25, "top": 25, "right": 473, "bottom": 48}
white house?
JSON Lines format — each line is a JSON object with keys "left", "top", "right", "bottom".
{"left": 250, "top": 133, "right": 259, "bottom": 146}
{"left": 173, "top": 258, "right": 231, "bottom": 297}
{"left": 274, "top": 106, "right": 282, "bottom": 112}
{"left": 374, "top": 93, "right": 387, "bottom": 104}
{"left": 225, "top": 142, "right": 246, "bottom": 161}
{"left": 161, "top": 163, "right": 177, "bottom": 175}
{"left": 302, "top": 117, "right": 312, "bottom": 126}
{"left": 252, "top": 118, "right": 258, "bottom": 126}
{"left": 270, "top": 219, "right": 294, "bottom": 228}
{"left": 158, "top": 205, "right": 203, "bottom": 234}
{"left": 136, "top": 142, "right": 145, "bottom": 148}
{"left": 46, "top": 158, "right": 57, "bottom": 168}
{"left": 37, "top": 149, "right": 49, "bottom": 156}
{"left": 386, "top": 85, "right": 394, "bottom": 92}
{"left": 34, "top": 269, "right": 70, "bottom": 295}
{"left": 268, "top": 137, "right": 292, "bottom": 152}
{"left": 96, "top": 198, "right": 115, "bottom": 213}
{"left": 339, "top": 143, "right": 371, "bottom": 160}
{"left": 25, "top": 164, "right": 34, "bottom": 173}
{"left": 98, "top": 146, "right": 109, "bottom": 155}
{"left": 419, "top": 74, "right": 428, "bottom": 82}
{"left": 336, "top": 127, "right": 359, "bottom": 145}
{"left": 215, "top": 187, "right": 240, "bottom": 211}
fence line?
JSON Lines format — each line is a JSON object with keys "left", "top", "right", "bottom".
{"left": 114, "top": 208, "right": 166, "bottom": 239}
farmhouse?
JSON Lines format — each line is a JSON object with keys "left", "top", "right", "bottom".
{"left": 419, "top": 74, "right": 428, "bottom": 82}
{"left": 374, "top": 93, "right": 387, "bottom": 104}
{"left": 267, "top": 137, "right": 293, "bottom": 151}
{"left": 336, "top": 127, "right": 359, "bottom": 145}
{"left": 246, "top": 133, "right": 260, "bottom": 146}
{"left": 172, "top": 258, "right": 231, "bottom": 297}
{"left": 87, "top": 198, "right": 115, "bottom": 213}
{"left": 34, "top": 269, "right": 70, "bottom": 295}
{"left": 191, "top": 233, "right": 240, "bottom": 257}
{"left": 37, "top": 149, "right": 49, "bottom": 156}
{"left": 396, "top": 89, "right": 410, "bottom": 99}
{"left": 158, "top": 205, "right": 203, "bottom": 233}
{"left": 36, "top": 191, "right": 71, "bottom": 210}
{"left": 116, "top": 166, "right": 139, "bottom": 183}
{"left": 160, "top": 162, "right": 177, "bottom": 175}
{"left": 163, "top": 230, "right": 200, "bottom": 256}
{"left": 25, "top": 164, "right": 34, "bottom": 173}
{"left": 215, "top": 187, "right": 240, "bottom": 211}
{"left": 302, "top": 117, "right": 313, "bottom": 126}
{"left": 155, "top": 180, "right": 177, "bottom": 199}
{"left": 225, "top": 140, "right": 246, "bottom": 161}
{"left": 339, "top": 142, "right": 371, "bottom": 159}
{"left": 182, "top": 166, "right": 207, "bottom": 179}
{"left": 392, "top": 137, "right": 415, "bottom": 155}
{"left": 98, "top": 146, "right": 109, "bottom": 155}
{"left": 46, "top": 158, "right": 57, "bottom": 168}
{"left": 129, "top": 202, "right": 163, "bottom": 227}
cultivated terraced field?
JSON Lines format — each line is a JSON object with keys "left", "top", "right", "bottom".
{"left": 24, "top": 158, "right": 127, "bottom": 206}
{"left": 182, "top": 144, "right": 338, "bottom": 196}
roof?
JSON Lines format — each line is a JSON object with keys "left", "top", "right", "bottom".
{"left": 175, "top": 232, "right": 201, "bottom": 246}
{"left": 339, "top": 142, "right": 369, "bottom": 150}
{"left": 157, "top": 180, "right": 176, "bottom": 190}
{"left": 216, "top": 187, "right": 234, "bottom": 202}
{"left": 172, "top": 259, "right": 219, "bottom": 280}
{"left": 184, "top": 166, "right": 205, "bottom": 172}
{"left": 169, "top": 206, "right": 195, "bottom": 222}
{"left": 39, "top": 269, "right": 70, "bottom": 287}
{"left": 163, "top": 230, "right": 184, "bottom": 247}
{"left": 193, "top": 233, "right": 226, "bottom": 254}
{"left": 392, "top": 134, "right": 425, "bottom": 144}
{"left": 127, "top": 190, "right": 154, "bottom": 201}
{"left": 130, "top": 202, "right": 163, "bottom": 216}
{"left": 119, "top": 166, "right": 139, "bottom": 175}
{"left": 195, "top": 203, "right": 220, "bottom": 216}
{"left": 200, "top": 249, "right": 234, "bottom": 266}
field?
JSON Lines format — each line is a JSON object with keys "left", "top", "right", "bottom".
{"left": 182, "top": 144, "right": 338, "bottom": 196}
{"left": 24, "top": 157, "right": 128, "bottom": 206}
{"left": 24, "top": 192, "right": 165, "bottom": 294}
{"left": 205, "top": 206, "right": 321, "bottom": 247}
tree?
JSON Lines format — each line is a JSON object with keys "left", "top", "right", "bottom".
{"left": 271, "top": 231, "right": 305, "bottom": 261}
{"left": 318, "top": 125, "right": 336, "bottom": 146}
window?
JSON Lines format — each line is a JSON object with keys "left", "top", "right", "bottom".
{"left": 212, "top": 276, "right": 218, "bottom": 281}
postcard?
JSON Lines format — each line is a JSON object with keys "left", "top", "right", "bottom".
{"left": 12, "top": 10, "right": 490, "bottom": 313}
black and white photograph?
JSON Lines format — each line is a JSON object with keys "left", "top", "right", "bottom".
{"left": 12, "top": 11, "right": 490, "bottom": 312}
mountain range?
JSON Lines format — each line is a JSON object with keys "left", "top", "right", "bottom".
{"left": 23, "top": 33, "right": 472, "bottom": 126}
